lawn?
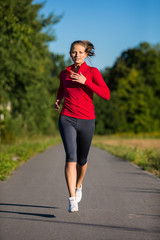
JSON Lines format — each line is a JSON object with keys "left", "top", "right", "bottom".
{"left": 0, "top": 135, "right": 61, "bottom": 181}
{"left": 1, "top": 134, "right": 160, "bottom": 181}
{"left": 92, "top": 135, "right": 160, "bottom": 178}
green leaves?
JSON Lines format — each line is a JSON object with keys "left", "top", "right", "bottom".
{"left": 94, "top": 42, "right": 160, "bottom": 134}
{"left": 0, "top": 0, "right": 67, "bottom": 143}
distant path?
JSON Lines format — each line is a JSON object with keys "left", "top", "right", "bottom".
{"left": 0, "top": 144, "right": 160, "bottom": 240}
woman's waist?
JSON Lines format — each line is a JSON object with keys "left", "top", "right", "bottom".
{"left": 63, "top": 99, "right": 94, "bottom": 112}
{"left": 61, "top": 102, "right": 95, "bottom": 119}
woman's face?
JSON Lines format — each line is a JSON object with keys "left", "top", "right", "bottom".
{"left": 70, "top": 44, "right": 88, "bottom": 65}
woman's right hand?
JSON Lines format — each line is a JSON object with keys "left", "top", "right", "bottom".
{"left": 54, "top": 99, "right": 61, "bottom": 111}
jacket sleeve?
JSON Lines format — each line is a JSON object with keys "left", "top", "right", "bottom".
{"left": 56, "top": 71, "right": 65, "bottom": 102}
{"left": 85, "top": 68, "right": 110, "bottom": 100}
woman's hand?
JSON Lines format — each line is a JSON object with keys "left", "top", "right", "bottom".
{"left": 70, "top": 70, "right": 86, "bottom": 85}
{"left": 54, "top": 99, "right": 61, "bottom": 111}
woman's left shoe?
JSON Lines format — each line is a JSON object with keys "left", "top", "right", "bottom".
{"left": 75, "top": 184, "right": 82, "bottom": 203}
{"left": 68, "top": 197, "right": 79, "bottom": 212}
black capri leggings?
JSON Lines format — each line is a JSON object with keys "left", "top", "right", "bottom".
{"left": 58, "top": 115, "right": 95, "bottom": 166}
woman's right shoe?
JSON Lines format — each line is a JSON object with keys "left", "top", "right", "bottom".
{"left": 68, "top": 197, "right": 79, "bottom": 212}
{"left": 75, "top": 184, "right": 82, "bottom": 203}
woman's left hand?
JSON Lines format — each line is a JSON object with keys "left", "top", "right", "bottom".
{"left": 70, "top": 70, "right": 86, "bottom": 85}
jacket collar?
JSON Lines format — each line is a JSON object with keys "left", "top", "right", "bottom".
{"left": 65, "top": 61, "right": 88, "bottom": 73}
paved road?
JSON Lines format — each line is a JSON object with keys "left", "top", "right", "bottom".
{"left": 0, "top": 144, "right": 160, "bottom": 240}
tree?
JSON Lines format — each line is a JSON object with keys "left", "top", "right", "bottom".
{"left": 94, "top": 42, "right": 160, "bottom": 134}
{"left": 0, "top": 0, "right": 64, "bottom": 141}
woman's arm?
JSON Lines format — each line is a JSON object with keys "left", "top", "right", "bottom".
{"left": 85, "top": 68, "right": 110, "bottom": 100}
{"left": 55, "top": 71, "right": 65, "bottom": 110}
{"left": 71, "top": 68, "right": 110, "bottom": 100}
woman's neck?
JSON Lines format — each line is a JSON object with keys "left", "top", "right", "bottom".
{"left": 73, "top": 61, "right": 84, "bottom": 72}
{"left": 74, "top": 65, "right": 80, "bottom": 71}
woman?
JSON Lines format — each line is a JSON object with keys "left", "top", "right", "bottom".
{"left": 55, "top": 40, "right": 110, "bottom": 212}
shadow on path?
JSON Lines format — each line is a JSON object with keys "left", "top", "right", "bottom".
{"left": 0, "top": 203, "right": 58, "bottom": 209}
{"left": 0, "top": 210, "right": 55, "bottom": 218}
{"left": 0, "top": 203, "right": 57, "bottom": 218}
{"left": 0, "top": 216, "right": 159, "bottom": 234}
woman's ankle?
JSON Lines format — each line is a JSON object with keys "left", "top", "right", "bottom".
{"left": 76, "top": 183, "right": 82, "bottom": 189}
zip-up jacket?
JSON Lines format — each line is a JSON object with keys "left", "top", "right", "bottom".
{"left": 56, "top": 61, "right": 110, "bottom": 119}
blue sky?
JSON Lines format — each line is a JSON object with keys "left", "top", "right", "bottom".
{"left": 34, "top": 0, "right": 160, "bottom": 70}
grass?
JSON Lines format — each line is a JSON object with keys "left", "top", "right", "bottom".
{"left": 1, "top": 133, "right": 160, "bottom": 181}
{"left": 92, "top": 135, "right": 160, "bottom": 178}
{"left": 0, "top": 135, "right": 61, "bottom": 181}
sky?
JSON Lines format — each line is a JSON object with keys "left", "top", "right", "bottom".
{"left": 34, "top": 0, "right": 160, "bottom": 70}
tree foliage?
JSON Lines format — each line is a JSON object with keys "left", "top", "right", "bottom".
{"left": 94, "top": 42, "right": 160, "bottom": 134}
{"left": 0, "top": 1, "right": 159, "bottom": 141}
{"left": 0, "top": 0, "right": 68, "bottom": 142}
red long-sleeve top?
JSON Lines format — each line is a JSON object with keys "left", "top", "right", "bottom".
{"left": 56, "top": 61, "right": 110, "bottom": 119}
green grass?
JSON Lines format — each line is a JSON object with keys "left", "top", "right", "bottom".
{"left": 1, "top": 133, "right": 160, "bottom": 181}
{"left": 93, "top": 131, "right": 160, "bottom": 139}
{"left": 0, "top": 135, "right": 61, "bottom": 181}
{"left": 93, "top": 143, "right": 160, "bottom": 178}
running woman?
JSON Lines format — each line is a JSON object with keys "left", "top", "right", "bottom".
{"left": 55, "top": 40, "right": 110, "bottom": 212}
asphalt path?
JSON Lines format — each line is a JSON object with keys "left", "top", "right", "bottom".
{"left": 0, "top": 144, "right": 160, "bottom": 240}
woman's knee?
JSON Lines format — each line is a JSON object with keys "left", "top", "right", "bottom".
{"left": 66, "top": 152, "right": 77, "bottom": 163}
{"left": 65, "top": 162, "right": 77, "bottom": 169}
{"left": 77, "top": 158, "right": 87, "bottom": 166}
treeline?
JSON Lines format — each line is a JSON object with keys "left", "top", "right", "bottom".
{"left": 0, "top": 0, "right": 70, "bottom": 142}
{"left": 94, "top": 42, "right": 160, "bottom": 134}
{"left": 0, "top": 1, "right": 160, "bottom": 143}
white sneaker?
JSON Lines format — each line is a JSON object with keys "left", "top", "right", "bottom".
{"left": 68, "top": 197, "right": 78, "bottom": 212}
{"left": 75, "top": 184, "right": 82, "bottom": 203}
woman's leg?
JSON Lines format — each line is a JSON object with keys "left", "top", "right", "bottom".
{"left": 76, "top": 119, "right": 95, "bottom": 188}
{"left": 65, "top": 162, "right": 77, "bottom": 197}
{"left": 76, "top": 162, "right": 88, "bottom": 188}
{"left": 59, "top": 115, "right": 77, "bottom": 197}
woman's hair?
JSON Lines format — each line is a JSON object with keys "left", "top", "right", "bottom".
{"left": 70, "top": 40, "right": 95, "bottom": 57}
